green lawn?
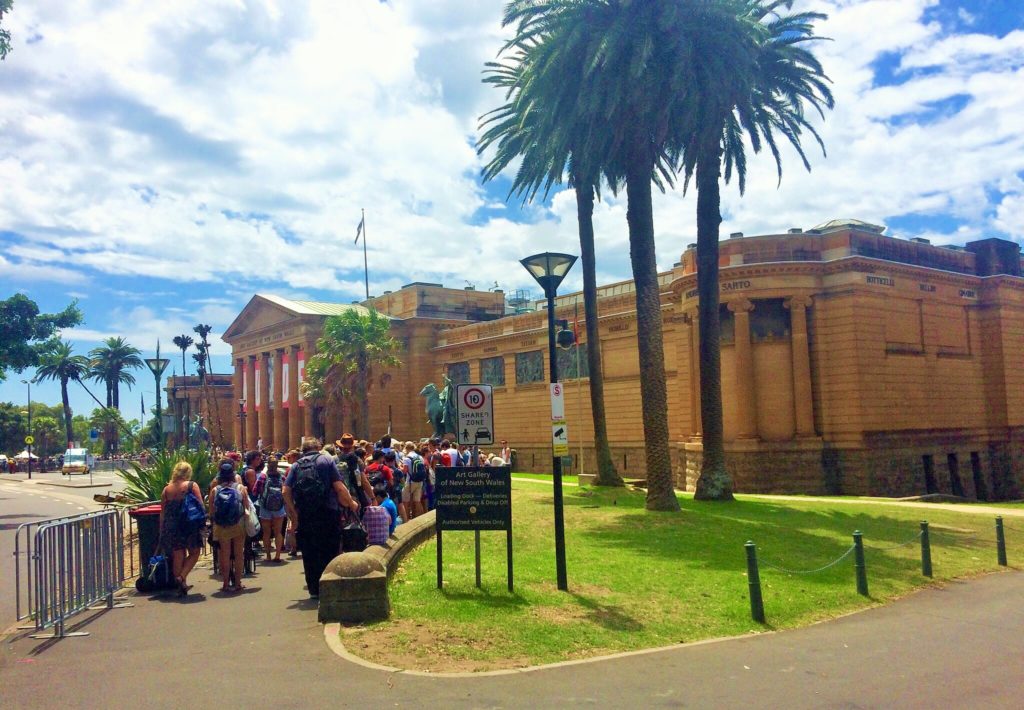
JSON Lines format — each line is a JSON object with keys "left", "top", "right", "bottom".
{"left": 345, "top": 482, "right": 1021, "bottom": 672}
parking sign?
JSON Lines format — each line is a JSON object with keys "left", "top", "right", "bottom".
{"left": 456, "top": 383, "right": 494, "bottom": 446}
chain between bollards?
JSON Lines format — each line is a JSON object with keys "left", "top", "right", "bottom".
{"left": 920, "top": 521, "right": 932, "bottom": 578}
{"left": 745, "top": 541, "right": 766, "bottom": 623}
{"left": 996, "top": 516, "right": 1007, "bottom": 566}
{"left": 853, "top": 530, "right": 869, "bottom": 596}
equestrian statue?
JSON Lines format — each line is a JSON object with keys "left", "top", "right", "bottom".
{"left": 419, "top": 375, "right": 458, "bottom": 439}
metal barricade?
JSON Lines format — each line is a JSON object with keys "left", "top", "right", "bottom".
{"left": 22, "top": 509, "right": 131, "bottom": 639}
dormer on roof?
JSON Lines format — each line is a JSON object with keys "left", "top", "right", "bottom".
{"left": 807, "top": 219, "right": 886, "bottom": 235}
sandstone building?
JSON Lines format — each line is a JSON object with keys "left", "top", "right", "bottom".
{"left": 221, "top": 220, "right": 1024, "bottom": 499}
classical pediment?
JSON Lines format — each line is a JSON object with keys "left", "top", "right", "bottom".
{"left": 222, "top": 295, "right": 307, "bottom": 342}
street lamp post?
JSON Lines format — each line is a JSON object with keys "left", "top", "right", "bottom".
{"left": 144, "top": 341, "right": 171, "bottom": 452}
{"left": 238, "top": 399, "right": 247, "bottom": 450}
{"left": 521, "top": 251, "right": 578, "bottom": 592}
{"left": 21, "top": 379, "right": 32, "bottom": 480}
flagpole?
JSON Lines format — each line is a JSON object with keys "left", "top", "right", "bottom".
{"left": 361, "top": 208, "right": 369, "bottom": 302}
{"left": 575, "top": 297, "right": 583, "bottom": 479}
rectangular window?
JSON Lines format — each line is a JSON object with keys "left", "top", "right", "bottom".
{"left": 947, "top": 453, "right": 965, "bottom": 497}
{"left": 447, "top": 361, "right": 469, "bottom": 385}
{"left": 556, "top": 343, "right": 590, "bottom": 380}
{"left": 515, "top": 351, "right": 544, "bottom": 384}
{"left": 481, "top": 356, "right": 505, "bottom": 386}
{"left": 750, "top": 298, "right": 790, "bottom": 341}
{"left": 970, "top": 452, "right": 987, "bottom": 501}
{"left": 922, "top": 454, "right": 937, "bottom": 494}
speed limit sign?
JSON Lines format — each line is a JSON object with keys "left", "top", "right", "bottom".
{"left": 455, "top": 383, "right": 494, "bottom": 445}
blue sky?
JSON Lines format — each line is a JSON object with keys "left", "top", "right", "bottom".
{"left": 1, "top": 0, "right": 1023, "bottom": 421}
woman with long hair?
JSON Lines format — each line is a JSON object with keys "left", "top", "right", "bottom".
{"left": 159, "top": 461, "right": 205, "bottom": 596}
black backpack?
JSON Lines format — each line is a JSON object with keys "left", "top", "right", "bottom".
{"left": 259, "top": 473, "right": 285, "bottom": 514}
{"left": 292, "top": 454, "right": 328, "bottom": 517}
{"left": 409, "top": 456, "right": 427, "bottom": 483}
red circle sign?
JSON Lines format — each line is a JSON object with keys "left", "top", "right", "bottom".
{"left": 462, "top": 387, "right": 486, "bottom": 410}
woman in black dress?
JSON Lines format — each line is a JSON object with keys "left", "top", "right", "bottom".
{"left": 159, "top": 461, "right": 205, "bottom": 595}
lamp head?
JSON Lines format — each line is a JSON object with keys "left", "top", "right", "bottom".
{"left": 520, "top": 252, "right": 577, "bottom": 298}
{"left": 145, "top": 357, "right": 171, "bottom": 378}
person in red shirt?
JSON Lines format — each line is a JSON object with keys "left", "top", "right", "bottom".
{"left": 364, "top": 449, "right": 393, "bottom": 493}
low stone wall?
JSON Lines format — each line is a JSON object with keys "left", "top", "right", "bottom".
{"left": 318, "top": 511, "right": 436, "bottom": 624}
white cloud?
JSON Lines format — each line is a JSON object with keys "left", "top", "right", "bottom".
{"left": 0, "top": 0, "right": 1022, "bottom": 306}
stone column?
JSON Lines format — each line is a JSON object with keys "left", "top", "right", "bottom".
{"left": 245, "top": 356, "right": 258, "bottom": 450}
{"left": 729, "top": 298, "right": 758, "bottom": 439}
{"left": 233, "top": 358, "right": 243, "bottom": 449}
{"left": 288, "top": 344, "right": 301, "bottom": 449}
{"left": 273, "top": 348, "right": 288, "bottom": 451}
{"left": 687, "top": 311, "right": 702, "bottom": 437}
{"left": 259, "top": 351, "right": 273, "bottom": 448}
{"left": 302, "top": 342, "right": 315, "bottom": 440}
{"left": 785, "top": 296, "right": 815, "bottom": 437}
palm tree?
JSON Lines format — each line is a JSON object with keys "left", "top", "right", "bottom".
{"left": 478, "top": 44, "right": 627, "bottom": 487}
{"left": 495, "top": 0, "right": 682, "bottom": 509}
{"left": 172, "top": 334, "right": 194, "bottom": 446}
{"left": 495, "top": 0, "right": 832, "bottom": 504}
{"left": 193, "top": 323, "right": 225, "bottom": 446}
{"left": 89, "top": 337, "right": 143, "bottom": 453}
{"left": 302, "top": 309, "right": 402, "bottom": 441}
{"left": 35, "top": 340, "right": 89, "bottom": 448}
{"left": 670, "top": 0, "right": 834, "bottom": 500}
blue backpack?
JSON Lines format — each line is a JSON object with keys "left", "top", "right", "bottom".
{"left": 213, "top": 484, "right": 243, "bottom": 526}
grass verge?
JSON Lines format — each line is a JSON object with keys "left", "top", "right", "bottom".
{"left": 343, "top": 483, "right": 1021, "bottom": 672}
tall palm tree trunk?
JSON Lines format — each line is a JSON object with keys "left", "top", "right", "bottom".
{"left": 60, "top": 376, "right": 73, "bottom": 448}
{"left": 576, "top": 184, "right": 623, "bottom": 487}
{"left": 625, "top": 149, "right": 680, "bottom": 512}
{"left": 693, "top": 139, "right": 734, "bottom": 501}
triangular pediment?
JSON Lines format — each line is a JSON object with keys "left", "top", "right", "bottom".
{"left": 223, "top": 295, "right": 305, "bottom": 343}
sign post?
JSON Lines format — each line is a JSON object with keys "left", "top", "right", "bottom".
{"left": 435, "top": 465, "right": 513, "bottom": 592}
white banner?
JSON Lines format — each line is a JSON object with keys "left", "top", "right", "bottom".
{"left": 282, "top": 354, "right": 290, "bottom": 409}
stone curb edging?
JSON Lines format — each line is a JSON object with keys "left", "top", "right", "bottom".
{"left": 322, "top": 621, "right": 763, "bottom": 678}
{"left": 317, "top": 510, "right": 437, "bottom": 623}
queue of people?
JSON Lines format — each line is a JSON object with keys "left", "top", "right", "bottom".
{"left": 158, "top": 432, "right": 513, "bottom": 599}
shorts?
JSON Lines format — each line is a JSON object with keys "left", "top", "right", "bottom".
{"left": 259, "top": 506, "right": 287, "bottom": 520}
{"left": 212, "top": 521, "right": 245, "bottom": 543}
{"left": 403, "top": 481, "right": 423, "bottom": 502}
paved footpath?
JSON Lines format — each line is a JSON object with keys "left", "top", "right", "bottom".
{"left": 1, "top": 533, "right": 1022, "bottom": 709}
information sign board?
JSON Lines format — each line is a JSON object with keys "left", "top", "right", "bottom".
{"left": 455, "top": 383, "right": 494, "bottom": 446}
{"left": 435, "top": 466, "right": 511, "bottom": 531}
{"left": 551, "top": 419, "right": 569, "bottom": 456}
{"left": 550, "top": 383, "right": 565, "bottom": 420}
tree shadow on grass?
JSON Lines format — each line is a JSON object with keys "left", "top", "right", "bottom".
{"left": 570, "top": 592, "right": 642, "bottom": 632}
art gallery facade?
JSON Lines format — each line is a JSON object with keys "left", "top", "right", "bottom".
{"left": 221, "top": 220, "right": 1024, "bottom": 499}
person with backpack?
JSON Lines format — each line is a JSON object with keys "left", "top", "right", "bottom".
{"left": 402, "top": 442, "right": 426, "bottom": 519}
{"left": 364, "top": 449, "right": 394, "bottom": 496}
{"left": 383, "top": 450, "right": 407, "bottom": 521}
{"left": 209, "top": 460, "right": 252, "bottom": 593}
{"left": 257, "top": 456, "right": 287, "bottom": 564}
{"left": 283, "top": 437, "right": 359, "bottom": 599}
{"left": 158, "top": 461, "right": 206, "bottom": 597}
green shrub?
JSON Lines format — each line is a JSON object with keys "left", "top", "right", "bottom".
{"left": 116, "top": 447, "right": 216, "bottom": 503}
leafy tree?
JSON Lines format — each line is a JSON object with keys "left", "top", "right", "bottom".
{"left": 0, "top": 294, "right": 82, "bottom": 382}
{"left": 117, "top": 446, "right": 214, "bottom": 504}
{"left": 34, "top": 340, "right": 89, "bottom": 449}
{"left": 31, "top": 415, "right": 62, "bottom": 457}
{"left": 0, "top": 401, "right": 27, "bottom": 455}
{"left": 302, "top": 309, "right": 402, "bottom": 441}
{"left": 0, "top": 0, "right": 13, "bottom": 61}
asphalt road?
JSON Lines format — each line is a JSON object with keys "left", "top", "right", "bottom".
{"left": 0, "top": 478, "right": 103, "bottom": 626}
{"left": 1, "top": 475, "right": 1021, "bottom": 710}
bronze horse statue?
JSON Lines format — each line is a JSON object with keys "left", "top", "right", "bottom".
{"left": 420, "top": 377, "right": 458, "bottom": 439}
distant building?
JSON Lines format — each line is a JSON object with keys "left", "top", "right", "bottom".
{"left": 221, "top": 220, "right": 1024, "bottom": 499}
{"left": 164, "top": 373, "right": 234, "bottom": 449}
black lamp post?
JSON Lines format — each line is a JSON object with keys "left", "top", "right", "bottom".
{"left": 144, "top": 341, "right": 171, "bottom": 452}
{"left": 521, "top": 251, "right": 577, "bottom": 592}
{"left": 238, "top": 399, "right": 247, "bottom": 450}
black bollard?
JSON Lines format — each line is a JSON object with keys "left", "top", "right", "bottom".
{"left": 853, "top": 530, "right": 869, "bottom": 596}
{"left": 996, "top": 517, "right": 1007, "bottom": 567}
{"left": 920, "top": 521, "right": 932, "bottom": 578}
{"left": 745, "top": 541, "right": 766, "bottom": 623}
